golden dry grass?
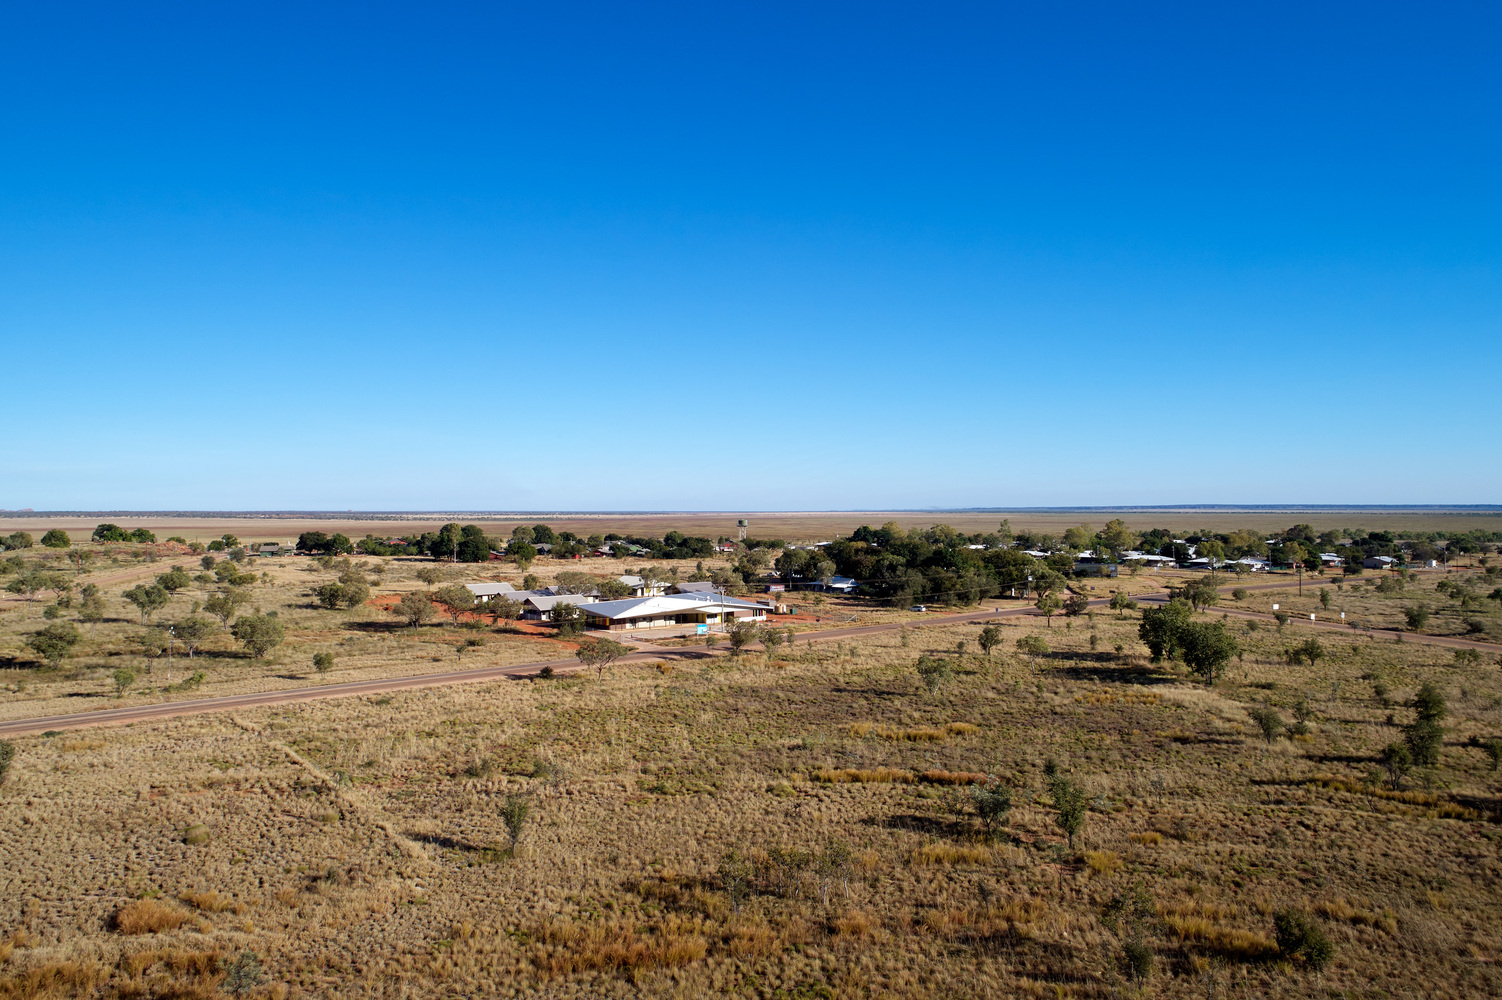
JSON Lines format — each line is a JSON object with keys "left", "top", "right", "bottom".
{"left": 1, "top": 573, "right": 1501, "bottom": 998}
{"left": 112, "top": 898, "right": 191, "bottom": 935}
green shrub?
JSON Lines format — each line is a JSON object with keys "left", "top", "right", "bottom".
{"left": 1273, "top": 909, "right": 1333, "bottom": 969}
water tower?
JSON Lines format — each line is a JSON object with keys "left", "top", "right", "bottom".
{"left": 737, "top": 518, "right": 748, "bottom": 542}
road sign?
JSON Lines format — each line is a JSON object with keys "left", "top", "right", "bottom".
{"left": 1272, "top": 604, "right": 1279, "bottom": 610}
{"left": 696, "top": 624, "right": 708, "bottom": 634}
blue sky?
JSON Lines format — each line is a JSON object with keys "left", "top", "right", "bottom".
{"left": 3, "top": 2, "right": 1499, "bottom": 510}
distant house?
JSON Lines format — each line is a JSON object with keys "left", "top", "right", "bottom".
{"left": 1226, "top": 557, "right": 1269, "bottom": 573}
{"left": 1073, "top": 562, "right": 1118, "bottom": 578}
{"left": 1319, "top": 552, "right": 1344, "bottom": 567}
{"left": 618, "top": 575, "right": 666, "bottom": 598}
{"left": 801, "top": 575, "right": 859, "bottom": 594}
{"left": 1363, "top": 555, "right": 1398, "bottom": 570}
{"left": 579, "top": 594, "right": 770, "bottom": 631}
{"left": 521, "top": 593, "right": 589, "bottom": 620}
{"left": 669, "top": 581, "right": 720, "bottom": 595}
{"left": 254, "top": 542, "right": 289, "bottom": 557}
{"left": 465, "top": 582, "right": 518, "bottom": 603}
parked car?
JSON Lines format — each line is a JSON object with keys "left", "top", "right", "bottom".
{"left": 909, "top": 605, "right": 927, "bottom": 612}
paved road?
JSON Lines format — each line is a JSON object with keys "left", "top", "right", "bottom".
{"left": 3, "top": 575, "right": 1497, "bottom": 738}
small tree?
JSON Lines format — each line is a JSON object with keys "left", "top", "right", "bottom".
{"left": 230, "top": 614, "right": 286, "bottom": 658}
{"left": 1109, "top": 591, "right": 1138, "bottom": 617}
{"left": 1378, "top": 742, "right": 1412, "bottom": 789}
{"left": 1273, "top": 910, "right": 1333, "bottom": 970}
{"left": 1180, "top": 620, "right": 1238, "bottom": 684}
{"left": 77, "top": 583, "right": 106, "bottom": 637}
{"left": 392, "top": 591, "right": 437, "bottom": 629}
{"left": 726, "top": 619, "right": 760, "bottom": 656}
{"left": 414, "top": 566, "right": 447, "bottom": 588}
{"left": 1016, "top": 634, "right": 1049, "bottom": 667}
{"left": 1248, "top": 705, "right": 1284, "bottom": 743}
{"left": 1404, "top": 605, "right": 1430, "bottom": 631}
{"left": 26, "top": 622, "right": 81, "bottom": 668}
{"left": 1035, "top": 592, "right": 1063, "bottom": 626}
{"left": 978, "top": 624, "right": 1003, "bottom": 656}
{"left": 433, "top": 584, "right": 475, "bottom": 624}
{"left": 718, "top": 849, "right": 753, "bottom": 914}
{"left": 501, "top": 792, "right": 530, "bottom": 852}
{"left": 488, "top": 596, "right": 522, "bottom": 629}
{"left": 551, "top": 602, "right": 584, "bottom": 637}
{"left": 203, "top": 587, "right": 251, "bottom": 627}
{"left": 456, "top": 637, "right": 486, "bottom": 661}
{"left": 916, "top": 655, "right": 952, "bottom": 695}
{"left": 972, "top": 781, "right": 1013, "bottom": 841}
{"left": 1062, "top": 592, "right": 1090, "bottom": 618}
{"left": 113, "top": 667, "right": 137, "bottom": 698}
{"left": 1479, "top": 737, "right": 1502, "bottom": 772}
{"left": 575, "top": 637, "right": 631, "bottom": 679}
{"left": 313, "top": 651, "right": 335, "bottom": 674}
{"left": 221, "top": 951, "right": 265, "bottom": 997}
{"left": 40, "top": 529, "right": 71, "bottom": 549}
{"left": 314, "top": 582, "right": 347, "bottom": 610}
{"left": 122, "top": 584, "right": 170, "bottom": 624}
{"left": 1050, "top": 776, "right": 1087, "bottom": 848}
{"left": 155, "top": 567, "right": 192, "bottom": 594}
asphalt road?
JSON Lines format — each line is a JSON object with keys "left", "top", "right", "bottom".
{"left": 3, "top": 575, "right": 1497, "bottom": 738}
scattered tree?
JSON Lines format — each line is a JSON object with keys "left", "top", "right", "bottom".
{"left": 1181, "top": 621, "right": 1238, "bottom": 684}
{"left": 501, "top": 792, "right": 530, "bottom": 852}
{"left": 1139, "top": 599, "right": 1193, "bottom": 662}
{"left": 726, "top": 619, "right": 760, "bottom": 655}
{"left": 1050, "top": 775, "right": 1088, "bottom": 848}
{"left": 1015, "top": 634, "right": 1049, "bottom": 667}
{"left": 575, "top": 637, "right": 631, "bottom": 679}
{"left": 1109, "top": 591, "right": 1138, "bottom": 617}
{"left": 77, "top": 583, "right": 107, "bottom": 636}
{"left": 173, "top": 616, "right": 214, "bottom": 657}
{"left": 972, "top": 781, "right": 1012, "bottom": 841}
{"left": 26, "top": 622, "right": 81, "bottom": 668}
{"left": 1404, "top": 605, "right": 1430, "bottom": 631}
{"left": 1378, "top": 742, "right": 1412, "bottom": 789}
{"left": 977, "top": 624, "right": 1003, "bottom": 656}
{"left": 113, "top": 667, "right": 137, "bottom": 698}
{"left": 155, "top": 567, "right": 191, "bottom": 593}
{"left": 1034, "top": 591, "right": 1063, "bottom": 626}
{"left": 915, "top": 655, "right": 952, "bottom": 695}
{"left": 230, "top": 613, "right": 286, "bottom": 658}
{"left": 1248, "top": 705, "right": 1284, "bottom": 743}
{"left": 313, "top": 651, "right": 335, "bottom": 674}
{"left": 1062, "top": 592, "right": 1090, "bottom": 617}
{"left": 40, "top": 529, "right": 70, "bottom": 549}
{"left": 203, "top": 587, "right": 251, "bottom": 627}
{"left": 1273, "top": 910, "right": 1333, "bottom": 970}
{"left": 433, "top": 583, "right": 476, "bottom": 623}
{"left": 122, "top": 583, "right": 170, "bottom": 624}
{"left": 392, "top": 591, "right": 437, "bottom": 629}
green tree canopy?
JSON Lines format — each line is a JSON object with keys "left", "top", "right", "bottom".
{"left": 230, "top": 613, "right": 285, "bottom": 658}
{"left": 40, "top": 529, "right": 71, "bottom": 549}
{"left": 122, "top": 583, "right": 170, "bottom": 623}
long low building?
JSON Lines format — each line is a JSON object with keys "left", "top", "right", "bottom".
{"left": 578, "top": 593, "right": 770, "bottom": 631}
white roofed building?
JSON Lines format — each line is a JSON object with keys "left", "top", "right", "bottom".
{"left": 579, "top": 594, "right": 770, "bottom": 631}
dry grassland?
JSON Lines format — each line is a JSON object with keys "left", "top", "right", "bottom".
{"left": 6, "top": 508, "right": 1499, "bottom": 546}
{"left": 1, "top": 600, "right": 1501, "bottom": 998}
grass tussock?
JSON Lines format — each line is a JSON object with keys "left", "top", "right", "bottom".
{"left": 831, "top": 909, "right": 879, "bottom": 937}
{"left": 1314, "top": 897, "right": 1397, "bottom": 933}
{"left": 1129, "top": 831, "right": 1163, "bottom": 845}
{"left": 919, "top": 769, "right": 989, "bottom": 785}
{"left": 813, "top": 767, "right": 913, "bottom": 784}
{"left": 178, "top": 890, "right": 243, "bottom": 914}
{"left": 848, "top": 721, "right": 978, "bottom": 741}
{"left": 1083, "top": 850, "right": 1122, "bottom": 875}
{"left": 1161, "top": 901, "right": 1277, "bottom": 960}
{"left": 1073, "top": 690, "right": 1161, "bottom": 707}
{"left": 531, "top": 916, "right": 709, "bottom": 976}
{"left": 1300, "top": 775, "right": 1482, "bottom": 820}
{"left": 0, "top": 962, "right": 102, "bottom": 999}
{"left": 113, "top": 898, "right": 192, "bottom": 935}
{"left": 913, "top": 842, "right": 991, "bottom": 865}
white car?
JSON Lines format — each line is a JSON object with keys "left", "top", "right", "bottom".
{"left": 909, "top": 605, "right": 927, "bottom": 612}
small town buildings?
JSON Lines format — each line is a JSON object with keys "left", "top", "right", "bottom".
{"left": 465, "top": 582, "right": 518, "bottom": 602}
{"left": 1363, "top": 555, "right": 1398, "bottom": 570}
{"left": 578, "top": 594, "right": 770, "bottom": 631}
